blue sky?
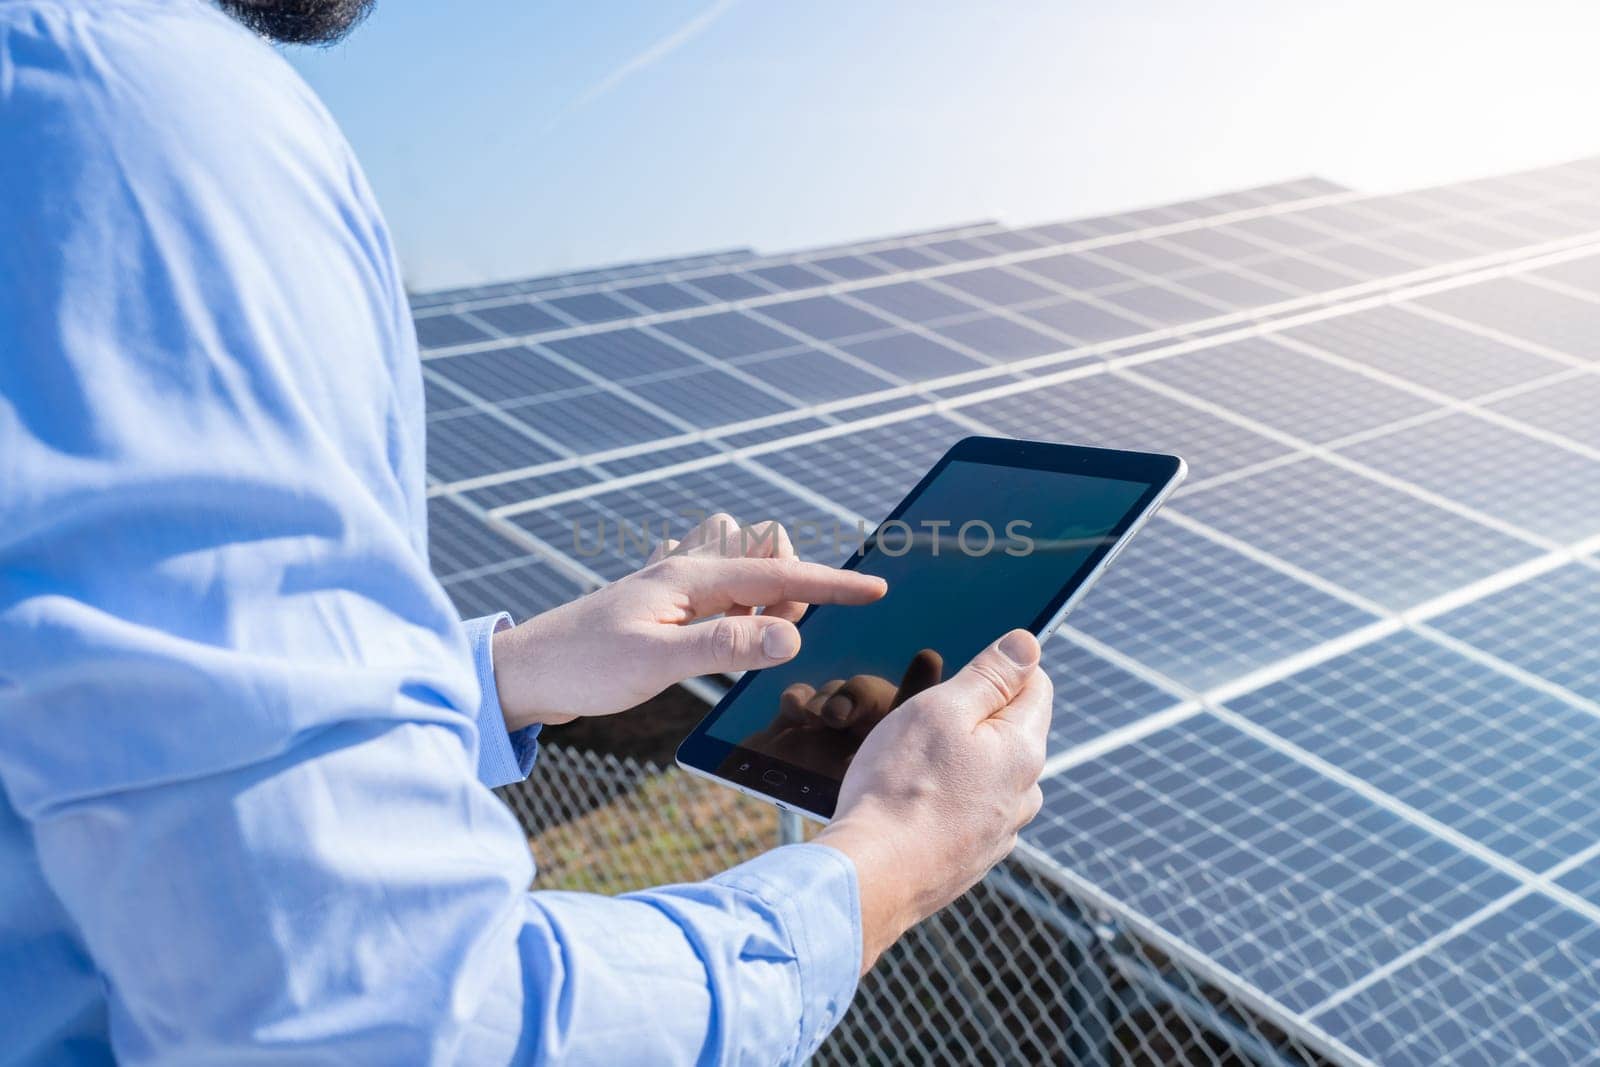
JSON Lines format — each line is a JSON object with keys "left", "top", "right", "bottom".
{"left": 289, "top": 1, "right": 1600, "bottom": 292}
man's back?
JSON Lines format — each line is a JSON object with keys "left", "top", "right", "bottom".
{"left": 0, "top": 4, "right": 876, "bottom": 1064}
{"left": 0, "top": 1, "right": 489, "bottom": 1059}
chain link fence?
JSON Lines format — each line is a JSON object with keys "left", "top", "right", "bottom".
{"left": 497, "top": 745, "right": 1343, "bottom": 1066}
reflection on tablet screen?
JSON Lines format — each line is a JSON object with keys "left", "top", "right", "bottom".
{"left": 708, "top": 459, "right": 1148, "bottom": 781}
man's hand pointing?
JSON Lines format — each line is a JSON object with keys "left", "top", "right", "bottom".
{"left": 489, "top": 513, "right": 886, "bottom": 730}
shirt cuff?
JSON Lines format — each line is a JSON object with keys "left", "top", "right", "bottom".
{"left": 712, "top": 842, "right": 863, "bottom": 1059}
{"left": 463, "top": 612, "right": 540, "bottom": 788}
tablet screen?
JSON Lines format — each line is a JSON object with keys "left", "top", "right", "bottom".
{"left": 699, "top": 457, "right": 1152, "bottom": 786}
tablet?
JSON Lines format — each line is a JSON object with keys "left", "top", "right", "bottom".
{"left": 675, "top": 435, "right": 1185, "bottom": 821}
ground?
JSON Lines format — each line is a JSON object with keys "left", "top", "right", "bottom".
{"left": 525, "top": 681, "right": 792, "bottom": 890}
{"left": 541, "top": 682, "right": 712, "bottom": 765}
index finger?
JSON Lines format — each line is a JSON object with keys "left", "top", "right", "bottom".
{"left": 673, "top": 557, "right": 886, "bottom": 617}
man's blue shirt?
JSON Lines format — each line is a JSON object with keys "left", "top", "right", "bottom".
{"left": 0, "top": 1, "right": 860, "bottom": 1062}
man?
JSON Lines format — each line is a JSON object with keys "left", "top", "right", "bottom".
{"left": 0, "top": 1, "right": 1052, "bottom": 1062}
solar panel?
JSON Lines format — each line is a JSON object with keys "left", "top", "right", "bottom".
{"left": 1338, "top": 412, "right": 1600, "bottom": 544}
{"left": 1130, "top": 336, "right": 1439, "bottom": 444}
{"left": 938, "top": 265, "right": 1060, "bottom": 306}
{"left": 753, "top": 413, "right": 969, "bottom": 522}
{"left": 1278, "top": 304, "right": 1572, "bottom": 398}
{"left": 407, "top": 248, "right": 755, "bottom": 311}
{"left": 1532, "top": 251, "right": 1600, "bottom": 293}
{"left": 540, "top": 327, "right": 705, "bottom": 378}
{"left": 1486, "top": 371, "right": 1600, "bottom": 451}
{"left": 1413, "top": 277, "right": 1600, "bottom": 361}
{"left": 1063, "top": 517, "right": 1379, "bottom": 692}
{"left": 415, "top": 157, "right": 1600, "bottom": 1064}
{"left": 732, "top": 348, "right": 899, "bottom": 403}
{"left": 1038, "top": 635, "right": 1186, "bottom": 755}
{"left": 469, "top": 301, "right": 568, "bottom": 336}
{"left": 929, "top": 313, "right": 1067, "bottom": 362}
{"left": 428, "top": 345, "right": 589, "bottom": 401}
{"left": 959, "top": 374, "right": 1292, "bottom": 482}
{"left": 684, "top": 271, "right": 771, "bottom": 302}
{"left": 1176, "top": 457, "right": 1540, "bottom": 609}
{"left": 837, "top": 330, "right": 988, "bottom": 380}
{"left": 1226, "top": 631, "right": 1600, "bottom": 871}
{"left": 1311, "top": 893, "right": 1600, "bottom": 1066}
{"left": 1014, "top": 297, "right": 1151, "bottom": 343}
{"left": 1430, "top": 561, "right": 1600, "bottom": 704}
{"left": 423, "top": 411, "right": 562, "bottom": 482}
{"left": 1028, "top": 714, "right": 1519, "bottom": 1014}
{"left": 1098, "top": 281, "right": 1228, "bottom": 326}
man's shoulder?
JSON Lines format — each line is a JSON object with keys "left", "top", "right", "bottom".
{"left": 0, "top": 0, "right": 411, "bottom": 449}
{"left": 2, "top": 0, "right": 350, "bottom": 187}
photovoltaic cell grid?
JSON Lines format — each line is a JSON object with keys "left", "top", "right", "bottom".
{"left": 417, "top": 159, "right": 1600, "bottom": 1064}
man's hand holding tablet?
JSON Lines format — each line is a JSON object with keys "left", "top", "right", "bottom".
{"left": 672, "top": 436, "right": 1184, "bottom": 968}
{"left": 815, "top": 628, "right": 1053, "bottom": 972}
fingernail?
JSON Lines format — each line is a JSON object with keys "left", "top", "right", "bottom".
{"left": 823, "top": 694, "right": 853, "bottom": 723}
{"left": 763, "top": 624, "right": 800, "bottom": 661}
{"left": 998, "top": 629, "right": 1037, "bottom": 667}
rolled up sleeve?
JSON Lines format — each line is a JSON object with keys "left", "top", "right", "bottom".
{"left": 508, "top": 844, "right": 861, "bottom": 1065}
{"left": 706, "top": 843, "right": 863, "bottom": 1054}
{"left": 464, "top": 612, "right": 541, "bottom": 788}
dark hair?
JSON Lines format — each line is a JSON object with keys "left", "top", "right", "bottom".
{"left": 214, "top": 0, "right": 375, "bottom": 45}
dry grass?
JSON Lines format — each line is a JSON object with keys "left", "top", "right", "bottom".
{"left": 526, "top": 767, "right": 790, "bottom": 893}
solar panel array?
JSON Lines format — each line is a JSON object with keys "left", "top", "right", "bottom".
{"left": 416, "top": 160, "right": 1600, "bottom": 1066}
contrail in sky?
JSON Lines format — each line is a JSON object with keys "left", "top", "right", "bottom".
{"left": 541, "top": 0, "right": 742, "bottom": 134}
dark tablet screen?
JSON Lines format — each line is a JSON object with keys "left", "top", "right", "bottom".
{"left": 678, "top": 437, "right": 1181, "bottom": 817}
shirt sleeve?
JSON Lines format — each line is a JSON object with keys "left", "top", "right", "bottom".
{"left": 0, "top": 4, "right": 861, "bottom": 1064}
{"left": 464, "top": 612, "right": 542, "bottom": 787}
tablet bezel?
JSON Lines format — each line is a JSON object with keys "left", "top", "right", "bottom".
{"left": 674, "top": 435, "right": 1185, "bottom": 821}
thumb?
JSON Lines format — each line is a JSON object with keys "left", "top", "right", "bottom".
{"left": 935, "top": 630, "right": 1040, "bottom": 724}
{"left": 672, "top": 615, "right": 802, "bottom": 676}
